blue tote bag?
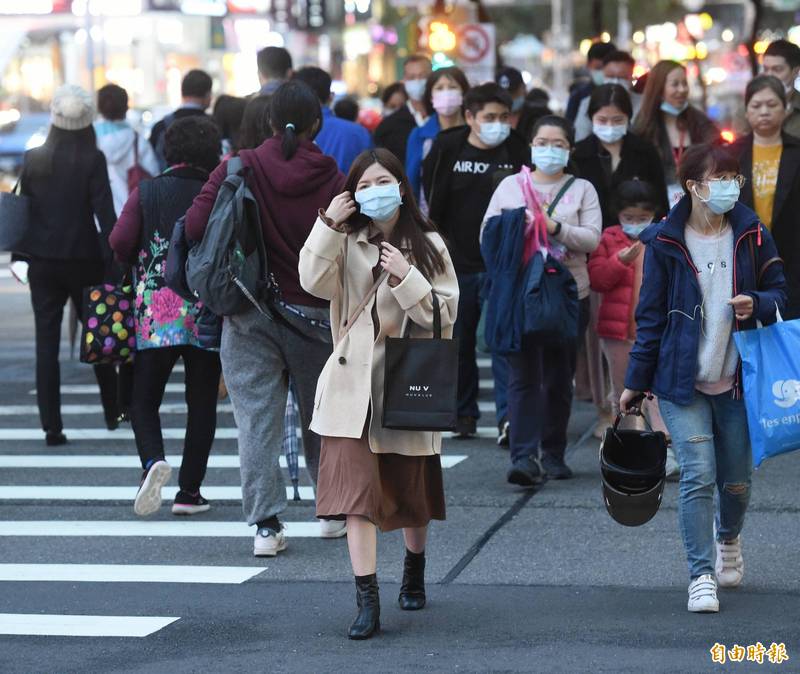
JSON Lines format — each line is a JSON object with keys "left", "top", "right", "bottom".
{"left": 734, "top": 314, "right": 800, "bottom": 467}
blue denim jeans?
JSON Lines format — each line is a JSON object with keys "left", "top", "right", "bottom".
{"left": 454, "top": 271, "right": 508, "bottom": 424}
{"left": 659, "top": 392, "right": 753, "bottom": 580}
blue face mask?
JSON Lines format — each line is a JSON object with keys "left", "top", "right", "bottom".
{"left": 531, "top": 146, "right": 570, "bottom": 175}
{"left": 512, "top": 96, "right": 525, "bottom": 113}
{"left": 694, "top": 180, "right": 740, "bottom": 215}
{"left": 478, "top": 121, "right": 511, "bottom": 147}
{"left": 355, "top": 182, "right": 403, "bottom": 222}
{"left": 621, "top": 222, "right": 651, "bottom": 239}
{"left": 660, "top": 100, "right": 689, "bottom": 116}
{"left": 590, "top": 70, "right": 605, "bottom": 85}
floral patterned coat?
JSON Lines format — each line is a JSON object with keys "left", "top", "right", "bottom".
{"left": 109, "top": 167, "right": 210, "bottom": 351}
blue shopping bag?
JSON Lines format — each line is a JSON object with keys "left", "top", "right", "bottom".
{"left": 734, "top": 316, "right": 800, "bottom": 467}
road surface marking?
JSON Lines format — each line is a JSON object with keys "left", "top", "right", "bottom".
{"left": 0, "top": 454, "right": 467, "bottom": 469}
{"left": 0, "top": 564, "right": 264, "bottom": 584}
{"left": 0, "top": 428, "right": 239, "bottom": 440}
{"left": 0, "top": 486, "right": 315, "bottom": 501}
{"left": 0, "top": 614, "right": 179, "bottom": 637}
{"left": 0, "top": 520, "right": 320, "bottom": 537}
{"left": 0, "top": 403, "right": 234, "bottom": 416}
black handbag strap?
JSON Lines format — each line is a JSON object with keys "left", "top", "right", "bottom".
{"left": 133, "top": 130, "right": 139, "bottom": 165}
{"left": 402, "top": 291, "right": 441, "bottom": 338}
{"left": 546, "top": 176, "right": 576, "bottom": 217}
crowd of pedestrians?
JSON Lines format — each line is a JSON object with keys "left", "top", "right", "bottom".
{"left": 11, "top": 36, "right": 800, "bottom": 634}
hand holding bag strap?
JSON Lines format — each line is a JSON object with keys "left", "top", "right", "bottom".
{"left": 401, "top": 290, "right": 441, "bottom": 338}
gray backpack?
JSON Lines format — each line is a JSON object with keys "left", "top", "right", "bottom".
{"left": 186, "top": 156, "right": 267, "bottom": 316}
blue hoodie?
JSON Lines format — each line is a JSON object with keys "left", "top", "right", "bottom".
{"left": 405, "top": 115, "right": 440, "bottom": 201}
{"left": 625, "top": 196, "right": 787, "bottom": 405}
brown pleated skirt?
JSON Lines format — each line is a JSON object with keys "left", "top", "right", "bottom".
{"left": 316, "top": 431, "right": 446, "bottom": 532}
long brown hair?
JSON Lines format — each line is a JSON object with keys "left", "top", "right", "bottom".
{"left": 344, "top": 148, "right": 446, "bottom": 280}
{"left": 633, "top": 61, "right": 686, "bottom": 147}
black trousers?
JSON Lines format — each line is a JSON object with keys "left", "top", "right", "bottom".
{"left": 130, "top": 345, "right": 221, "bottom": 493}
{"left": 28, "top": 258, "right": 120, "bottom": 434}
{"left": 507, "top": 297, "right": 591, "bottom": 464}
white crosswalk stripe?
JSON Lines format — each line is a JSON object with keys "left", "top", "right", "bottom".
{"left": 0, "top": 485, "right": 317, "bottom": 501}
{"left": 0, "top": 520, "right": 321, "bottom": 537}
{"left": 0, "top": 403, "right": 234, "bottom": 416}
{"left": 0, "top": 428, "right": 239, "bottom": 440}
{"left": 0, "top": 453, "right": 468, "bottom": 469}
{"left": 0, "top": 614, "right": 180, "bottom": 637}
{"left": 0, "top": 564, "right": 264, "bottom": 584}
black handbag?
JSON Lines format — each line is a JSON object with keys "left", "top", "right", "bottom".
{"left": 0, "top": 178, "right": 31, "bottom": 252}
{"left": 382, "top": 292, "right": 458, "bottom": 432}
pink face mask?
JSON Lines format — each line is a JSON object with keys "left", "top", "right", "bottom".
{"left": 432, "top": 89, "right": 463, "bottom": 116}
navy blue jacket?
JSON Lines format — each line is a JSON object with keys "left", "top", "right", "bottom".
{"left": 625, "top": 196, "right": 787, "bottom": 405}
{"left": 481, "top": 206, "right": 526, "bottom": 354}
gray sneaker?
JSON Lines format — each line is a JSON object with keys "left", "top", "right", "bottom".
{"left": 253, "top": 526, "right": 287, "bottom": 557}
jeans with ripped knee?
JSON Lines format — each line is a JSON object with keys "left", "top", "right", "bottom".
{"left": 659, "top": 392, "right": 752, "bottom": 580}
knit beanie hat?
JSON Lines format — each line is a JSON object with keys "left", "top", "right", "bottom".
{"left": 51, "top": 84, "right": 95, "bottom": 130}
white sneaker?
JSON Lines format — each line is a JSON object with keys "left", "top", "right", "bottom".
{"left": 319, "top": 519, "right": 347, "bottom": 538}
{"left": 253, "top": 526, "right": 287, "bottom": 557}
{"left": 715, "top": 536, "right": 744, "bottom": 588}
{"left": 688, "top": 574, "right": 719, "bottom": 613}
{"left": 133, "top": 460, "right": 172, "bottom": 516}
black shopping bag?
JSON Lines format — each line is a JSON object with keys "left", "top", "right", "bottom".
{"left": 382, "top": 293, "right": 458, "bottom": 432}
{"left": 0, "top": 179, "right": 31, "bottom": 252}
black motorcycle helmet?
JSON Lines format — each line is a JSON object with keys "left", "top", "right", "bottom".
{"left": 600, "top": 409, "right": 667, "bottom": 527}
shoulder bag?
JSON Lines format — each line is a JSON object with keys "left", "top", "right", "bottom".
{"left": 382, "top": 292, "right": 458, "bottom": 431}
{"left": 0, "top": 177, "right": 31, "bottom": 253}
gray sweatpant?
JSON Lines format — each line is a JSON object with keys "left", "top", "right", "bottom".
{"left": 221, "top": 304, "right": 331, "bottom": 526}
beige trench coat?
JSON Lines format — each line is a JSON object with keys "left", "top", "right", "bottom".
{"left": 298, "top": 217, "right": 459, "bottom": 456}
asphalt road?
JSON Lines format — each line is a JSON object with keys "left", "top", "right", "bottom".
{"left": 1, "top": 260, "right": 799, "bottom": 674}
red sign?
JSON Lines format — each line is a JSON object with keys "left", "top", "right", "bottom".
{"left": 457, "top": 24, "right": 491, "bottom": 64}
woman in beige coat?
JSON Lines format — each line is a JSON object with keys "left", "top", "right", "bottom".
{"left": 299, "top": 148, "right": 458, "bottom": 640}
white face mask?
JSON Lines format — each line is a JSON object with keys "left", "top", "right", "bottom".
{"left": 405, "top": 79, "right": 426, "bottom": 102}
{"left": 593, "top": 123, "right": 627, "bottom": 144}
{"left": 603, "top": 77, "right": 631, "bottom": 90}
{"left": 477, "top": 121, "right": 511, "bottom": 148}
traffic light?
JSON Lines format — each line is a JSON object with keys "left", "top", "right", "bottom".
{"left": 428, "top": 21, "right": 456, "bottom": 52}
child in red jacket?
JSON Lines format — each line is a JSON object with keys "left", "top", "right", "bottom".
{"left": 588, "top": 180, "right": 677, "bottom": 476}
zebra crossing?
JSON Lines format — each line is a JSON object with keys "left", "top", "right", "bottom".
{"left": 0, "top": 358, "right": 486, "bottom": 638}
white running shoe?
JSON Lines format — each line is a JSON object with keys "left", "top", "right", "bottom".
{"left": 715, "top": 536, "right": 744, "bottom": 588}
{"left": 319, "top": 519, "right": 347, "bottom": 538}
{"left": 688, "top": 574, "right": 719, "bottom": 613}
{"left": 133, "top": 460, "right": 172, "bottom": 517}
{"left": 253, "top": 526, "right": 287, "bottom": 557}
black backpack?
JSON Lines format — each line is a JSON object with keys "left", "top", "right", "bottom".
{"left": 185, "top": 156, "right": 268, "bottom": 316}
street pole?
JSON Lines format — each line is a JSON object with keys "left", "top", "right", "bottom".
{"left": 85, "top": 8, "right": 95, "bottom": 93}
{"left": 551, "top": 0, "right": 572, "bottom": 110}
{"left": 617, "top": 0, "right": 631, "bottom": 48}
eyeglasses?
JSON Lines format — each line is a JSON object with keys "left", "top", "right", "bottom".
{"left": 705, "top": 175, "right": 746, "bottom": 189}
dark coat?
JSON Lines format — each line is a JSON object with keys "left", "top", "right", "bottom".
{"left": 625, "top": 197, "right": 786, "bottom": 405}
{"left": 20, "top": 144, "right": 116, "bottom": 262}
{"left": 422, "top": 125, "right": 530, "bottom": 232}
{"left": 573, "top": 132, "right": 670, "bottom": 228}
{"left": 730, "top": 132, "right": 800, "bottom": 319}
{"left": 373, "top": 105, "right": 417, "bottom": 165}
{"left": 480, "top": 206, "right": 526, "bottom": 354}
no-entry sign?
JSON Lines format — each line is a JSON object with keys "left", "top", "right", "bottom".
{"left": 456, "top": 23, "right": 496, "bottom": 84}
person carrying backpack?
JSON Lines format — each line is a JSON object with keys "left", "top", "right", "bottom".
{"left": 184, "top": 81, "right": 346, "bottom": 556}
{"left": 109, "top": 116, "right": 223, "bottom": 517}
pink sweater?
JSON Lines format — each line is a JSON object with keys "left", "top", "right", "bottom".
{"left": 482, "top": 173, "right": 602, "bottom": 299}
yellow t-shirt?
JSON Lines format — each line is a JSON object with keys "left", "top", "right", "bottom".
{"left": 752, "top": 142, "right": 782, "bottom": 229}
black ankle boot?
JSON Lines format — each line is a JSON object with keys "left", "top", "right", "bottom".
{"left": 398, "top": 549, "right": 426, "bottom": 610}
{"left": 348, "top": 573, "right": 380, "bottom": 640}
